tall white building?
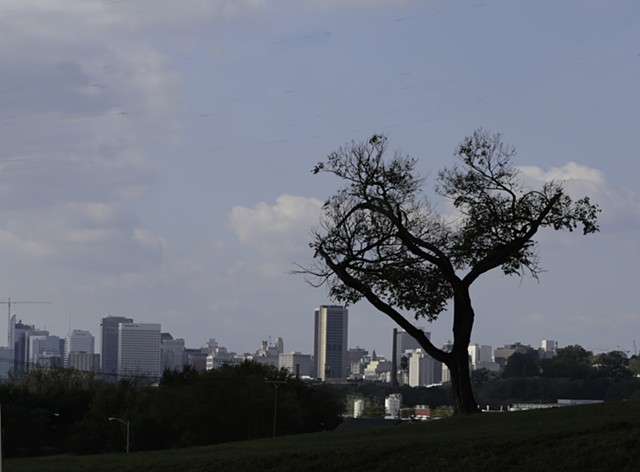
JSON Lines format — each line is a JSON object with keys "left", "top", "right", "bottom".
{"left": 313, "top": 305, "right": 348, "bottom": 381}
{"left": 468, "top": 344, "right": 494, "bottom": 370}
{"left": 540, "top": 340, "right": 557, "bottom": 359}
{"left": 117, "top": 323, "right": 161, "bottom": 380}
{"left": 65, "top": 330, "right": 95, "bottom": 367}
{"left": 408, "top": 349, "right": 437, "bottom": 387}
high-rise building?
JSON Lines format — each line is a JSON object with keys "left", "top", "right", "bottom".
{"left": 117, "top": 322, "right": 161, "bottom": 379}
{"left": 65, "top": 330, "right": 95, "bottom": 367}
{"left": 27, "top": 330, "right": 61, "bottom": 370}
{"left": 347, "top": 346, "right": 368, "bottom": 378}
{"left": 278, "top": 352, "right": 312, "bottom": 378}
{"left": 101, "top": 316, "right": 133, "bottom": 374}
{"left": 540, "top": 340, "right": 557, "bottom": 360}
{"left": 313, "top": 305, "right": 348, "bottom": 381}
{"left": 161, "top": 337, "right": 186, "bottom": 372}
{"left": 408, "top": 349, "right": 437, "bottom": 387}
{"left": 68, "top": 352, "right": 100, "bottom": 372}
{"left": 468, "top": 344, "right": 493, "bottom": 370}
{"left": 395, "top": 328, "right": 429, "bottom": 361}
{"left": 9, "top": 316, "right": 34, "bottom": 374}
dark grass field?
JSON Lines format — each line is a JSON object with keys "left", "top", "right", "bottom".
{"left": 6, "top": 400, "right": 640, "bottom": 472}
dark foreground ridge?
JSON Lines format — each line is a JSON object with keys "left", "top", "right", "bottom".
{"left": 8, "top": 400, "right": 640, "bottom": 472}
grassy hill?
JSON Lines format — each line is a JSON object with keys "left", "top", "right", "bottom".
{"left": 6, "top": 400, "right": 640, "bottom": 472}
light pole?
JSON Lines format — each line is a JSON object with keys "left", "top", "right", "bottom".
{"left": 265, "top": 380, "right": 286, "bottom": 438}
{"left": 108, "top": 417, "right": 130, "bottom": 453}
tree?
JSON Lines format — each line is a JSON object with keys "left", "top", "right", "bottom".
{"left": 542, "top": 345, "right": 593, "bottom": 379}
{"left": 300, "top": 130, "right": 599, "bottom": 414}
{"left": 502, "top": 351, "right": 540, "bottom": 378}
{"left": 591, "top": 351, "right": 631, "bottom": 380}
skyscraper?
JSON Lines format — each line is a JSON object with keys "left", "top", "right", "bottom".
{"left": 395, "top": 328, "right": 429, "bottom": 361}
{"left": 313, "top": 305, "right": 348, "bottom": 381}
{"left": 65, "top": 329, "right": 95, "bottom": 367}
{"left": 117, "top": 322, "right": 161, "bottom": 379}
{"left": 101, "top": 315, "right": 133, "bottom": 374}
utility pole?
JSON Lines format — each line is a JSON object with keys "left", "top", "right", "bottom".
{"left": 265, "top": 379, "right": 286, "bottom": 438}
{"left": 2, "top": 298, "right": 51, "bottom": 346}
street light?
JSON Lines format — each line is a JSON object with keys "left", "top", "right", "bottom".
{"left": 265, "top": 379, "right": 286, "bottom": 438}
{"left": 108, "top": 417, "right": 130, "bottom": 453}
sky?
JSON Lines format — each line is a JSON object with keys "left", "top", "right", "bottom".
{"left": 0, "top": 0, "right": 638, "bottom": 358}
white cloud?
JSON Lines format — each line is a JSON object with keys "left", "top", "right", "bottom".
{"left": 0, "top": 230, "right": 52, "bottom": 258}
{"left": 229, "top": 194, "right": 323, "bottom": 245}
{"left": 518, "top": 161, "right": 605, "bottom": 185}
{"left": 518, "top": 162, "right": 640, "bottom": 229}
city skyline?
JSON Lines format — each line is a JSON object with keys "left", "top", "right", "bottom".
{"left": 0, "top": 1, "right": 638, "bottom": 358}
{"left": 2, "top": 308, "right": 621, "bottom": 365}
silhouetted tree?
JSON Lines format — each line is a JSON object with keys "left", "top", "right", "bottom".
{"left": 542, "top": 345, "right": 593, "bottom": 379}
{"left": 502, "top": 351, "right": 540, "bottom": 378}
{"left": 591, "top": 351, "right": 631, "bottom": 380}
{"left": 300, "top": 130, "right": 599, "bottom": 414}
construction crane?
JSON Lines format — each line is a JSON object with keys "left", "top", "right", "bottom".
{"left": 2, "top": 297, "right": 52, "bottom": 346}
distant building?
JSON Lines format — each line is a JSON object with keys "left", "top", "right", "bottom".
{"left": 9, "top": 316, "right": 34, "bottom": 374}
{"left": 27, "top": 330, "right": 61, "bottom": 370}
{"left": 539, "top": 340, "right": 557, "bottom": 360}
{"left": 117, "top": 323, "right": 161, "bottom": 380}
{"left": 65, "top": 330, "right": 95, "bottom": 368}
{"left": 363, "top": 359, "right": 392, "bottom": 381}
{"left": 353, "top": 399, "right": 365, "bottom": 418}
{"left": 184, "top": 348, "right": 208, "bottom": 371}
{"left": 407, "top": 349, "right": 437, "bottom": 387}
{"left": 68, "top": 352, "right": 100, "bottom": 372}
{"left": 468, "top": 344, "right": 499, "bottom": 371}
{"left": 494, "top": 342, "right": 534, "bottom": 368}
{"left": 101, "top": 316, "right": 133, "bottom": 375}
{"left": 395, "top": 328, "right": 428, "bottom": 361}
{"left": 278, "top": 352, "right": 312, "bottom": 378}
{"left": 0, "top": 346, "right": 14, "bottom": 379}
{"left": 313, "top": 305, "right": 348, "bottom": 381}
{"left": 161, "top": 337, "right": 186, "bottom": 372}
{"left": 385, "top": 393, "right": 402, "bottom": 419}
{"left": 252, "top": 337, "right": 284, "bottom": 368}
{"left": 347, "top": 346, "right": 368, "bottom": 378}
{"left": 205, "top": 344, "right": 244, "bottom": 370}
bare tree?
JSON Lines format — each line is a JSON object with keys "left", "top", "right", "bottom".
{"left": 299, "top": 130, "right": 600, "bottom": 414}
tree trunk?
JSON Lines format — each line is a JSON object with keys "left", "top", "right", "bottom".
{"left": 448, "top": 285, "right": 480, "bottom": 415}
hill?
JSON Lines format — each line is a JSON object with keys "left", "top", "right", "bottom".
{"left": 6, "top": 400, "right": 640, "bottom": 472}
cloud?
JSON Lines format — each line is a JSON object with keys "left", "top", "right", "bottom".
{"left": 229, "top": 194, "right": 323, "bottom": 248}
{"left": 518, "top": 162, "right": 640, "bottom": 230}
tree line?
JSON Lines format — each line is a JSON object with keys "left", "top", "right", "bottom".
{"left": 0, "top": 361, "right": 343, "bottom": 457}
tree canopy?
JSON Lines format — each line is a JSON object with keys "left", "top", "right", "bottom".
{"left": 302, "top": 130, "right": 600, "bottom": 414}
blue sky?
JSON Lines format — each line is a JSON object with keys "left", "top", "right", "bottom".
{"left": 0, "top": 0, "right": 638, "bottom": 357}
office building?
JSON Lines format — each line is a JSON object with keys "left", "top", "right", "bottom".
{"left": 9, "top": 317, "right": 35, "bottom": 374}
{"left": 65, "top": 330, "right": 95, "bottom": 367}
{"left": 395, "top": 328, "right": 428, "bottom": 361}
{"left": 101, "top": 315, "right": 133, "bottom": 374}
{"left": 279, "top": 352, "right": 312, "bottom": 378}
{"left": 27, "top": 330, "right": 61, "bottom": 370}
{"left": 68, "top": 352, "right": 100, "bottom": 372}
{"left": 0, "top": 346, "right": 14, "bottom": 379}
{"left": 161, "top": 337, "right": 186, "bottom": 372}
{"left": 313, "top": 305, "right": 348, "bottom": 381}
{"left": 468, "top": 344, "right": 495, "bottom": 370}
{"left": 408, "top": 349, "right": 437, "bottom": 387}
{"left": 117, "top": 323, "right": 161, "bottom": 379}
{"left": 540, "top": 340, "right": 557, "bottom": 360}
